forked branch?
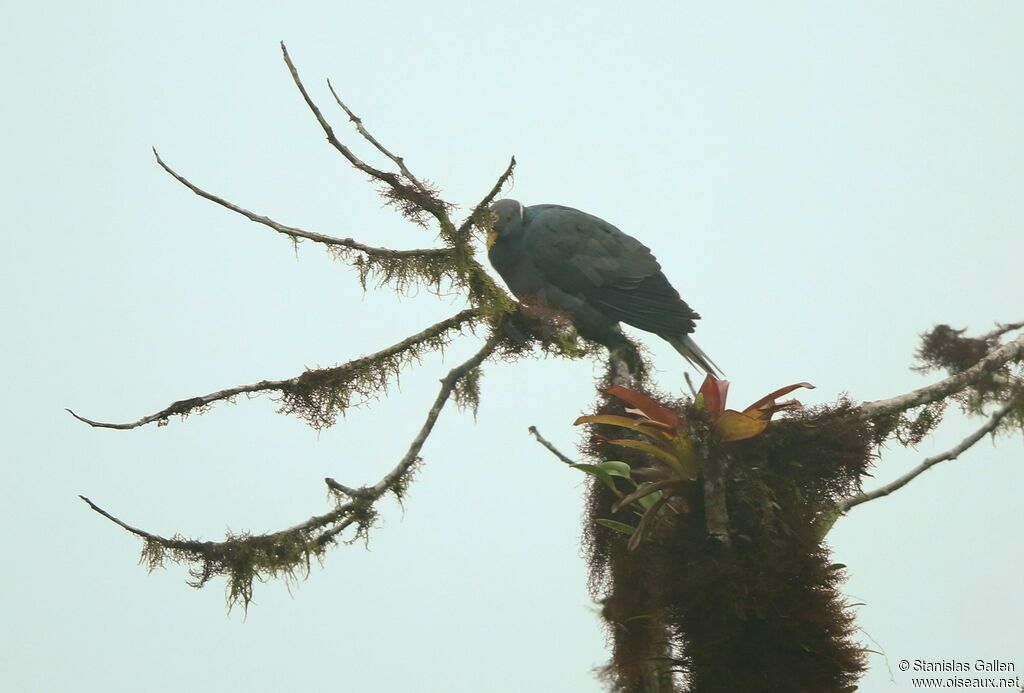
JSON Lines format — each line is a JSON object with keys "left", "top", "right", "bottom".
{"left": 326, "top": 78, "right": 430, "bottom": 195}
{"left": 838, "top": 398, "right": 1018, "bottom": 513}
{"left": 280, "top": 42, "right": 450, "bottom": 230}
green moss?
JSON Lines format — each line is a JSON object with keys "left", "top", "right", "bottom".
{"left": 138, "top": 529, "right": 328, "bottom": 612}
{"left": 347, "top": 250, "right": 459, "bottom": 295}
{"left": 277, "top": 313, "right": 477, "bottom": 430}
{"left": 453, "top": 366, "right": 482, "bottom": 417}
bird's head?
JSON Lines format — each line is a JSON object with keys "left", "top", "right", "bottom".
{"left": 487, "top": 198, "right": 524, "bottom": 248}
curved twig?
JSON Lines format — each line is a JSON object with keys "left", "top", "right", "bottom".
{"left": 79, "top": 494, "right": 357, "bottom": 549}
{"left": 326, "top": 78, "right": 429, "bottom": 195}
{"left": 280, "top": 43, "right": 449, "bottom": 227}
{"left": 838, "top": 399, "right": 1017, "bottom": 514}
{"left": 154, "top": 149, "right": 448, "bottom": 261}
{"left": 528, "top": 425, "right": 576, "bottom": 465}
{"left": 67, "top": 309, "right": 478, "bottom": 429}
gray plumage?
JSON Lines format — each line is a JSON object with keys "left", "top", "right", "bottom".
{"left": 487, "top": 199, "right": 721, "bottom": 376}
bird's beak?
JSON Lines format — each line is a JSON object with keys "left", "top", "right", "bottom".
{"left": 487, "top": 228, "right": 499, "bottom": 248}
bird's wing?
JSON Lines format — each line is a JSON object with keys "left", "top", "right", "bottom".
{"left": 525, "top": 206, "right": 699, "bottom": 335}
{"left": 525, "top": 205, "right": 658, "bottom": 292}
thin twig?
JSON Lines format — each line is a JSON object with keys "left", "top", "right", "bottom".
{"left": 79, "top": 495, "right": 161, "bottom": 541}
{"left": 837, "top": 399, "right": 1017, "bottom": 514}
{"left": 326, "top": 79, "right": 428, "bottom": 195}
{"left": 154, "top": 149, "right": 449, "bottom": 260}
{"left": 860, "top": 331, "right": 1024, "bottom": 418}
{"left": 528, "top": 425, "right": 577, "bottom": 465}
{"left": 67, "top": 309, "right": 478, "bottom": 429}
{"left": 457, "top": 156, "right": 517, "bottom": 242}
{"left": 280, "top": 43, "right": 448, "bottom": 226}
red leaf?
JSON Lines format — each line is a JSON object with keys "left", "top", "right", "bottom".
{"left": 743, "top": 382, "right": 815, "bottom": 419}
{"left": 698, "top": 375, "right": 730, "bottom": 419}
{"left": 605, "top": 385, "right": 680, "bottom": 429}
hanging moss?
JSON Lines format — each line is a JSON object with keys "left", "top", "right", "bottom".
{"left": 346, "top": 249, "right": 459, "bottom": 295}
{"left": 582, "top": 392, "right": 872, "bottom": 692}
{"left": 139, "top": 529, "right": 326, "bottom": 612}
{"left": 277, "top": 313, "right": 474, "bottom": 429}
{"left": 454, "top": 366, "right": 482, "bottom": 416}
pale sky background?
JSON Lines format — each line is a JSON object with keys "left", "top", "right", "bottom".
{"left": 2, "top": 3, "right": 1022, "bottom": 692}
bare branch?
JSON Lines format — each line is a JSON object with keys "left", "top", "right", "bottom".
{"left": 154, "top": 149, "right": 449, "bottom": 262}
{"left": 528, "top": 425, "right": 577, "bottom": 465}
{"left": 326, "top": 78, "right": 429, "bottom": 195}
{"left": 837, "top": 399, "right": 1017, "bottom": 514}
{"left": 860, "top": 331, "right": 1024, "bottom": 419}
{"left": 979, "top": 321, "right": 1024, "bottom": 343}
{"left": 79, "top": 495, "right": 162, "bottom": 541}
{"left": 67, "top": 309, "right": 479, "bottom": 429}
{"left": 457, "top": 155, "right": 517, "bottom": 242}
{"left": 280, "top": 43, "right": 449, "bottom": 228}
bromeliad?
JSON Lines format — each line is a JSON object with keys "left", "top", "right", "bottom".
{"left": 574, "top": 375, "right": 814, "bottom": 549}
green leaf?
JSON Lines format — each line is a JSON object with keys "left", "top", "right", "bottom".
{"left": 570, "top": 463, "right": 623, "bottom": 496}
{"left": 607, "top": 438, "right": 682, "bottom": 466}
{"left": 592, "top": 460, "right": 633, "bottom": 478}
{"left": 613, "top": 479, "right": 684, "bottom": 513}
{"left": 636, "top": 490, "right": 663, "bottom": 511}
{"left": 594, "top": 519, "right": 636, "bottom": 535}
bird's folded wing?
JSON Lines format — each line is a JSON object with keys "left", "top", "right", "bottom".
{"left": 525, "top": 207, "right": 697, "bottom": 335}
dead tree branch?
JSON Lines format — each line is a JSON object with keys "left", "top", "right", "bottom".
{"left": 837, "top": 398, "right": 1017, "bottom": 514}
{"left": 528, "top": 425, "right": 577, "bottom": 465}
{"left": 154, "top": 149, "right": 455, "bottom": 290}
{"left": 68, "top": 309, "right": 478, "bottom": 429}
{"left": 325, "top": 78, "right": 430, "bottom": 195}
{"left": 280, "top": 42, "right": 450, "bottom": 230}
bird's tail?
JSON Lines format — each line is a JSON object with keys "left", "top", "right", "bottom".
{"left": 666, "top": 334, "right": 724, "bottom": 378}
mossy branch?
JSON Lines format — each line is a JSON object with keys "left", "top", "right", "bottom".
{"left": 280, "top": 42, "right": 517, "bottom": 317}
{"left": 79, "top": 335, "right": 500, "bottom": 610}
{"left": 281, "top": 42, "right": 452, "bottom": 230}
{"left": 154, "top": 149, "right": 457, "bottom": 292}
{"left": 68, "top": 309, "right": 479, "bottom": 430}
{"left": 860, "top": 325, "right": 1024, "bottom": 419}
